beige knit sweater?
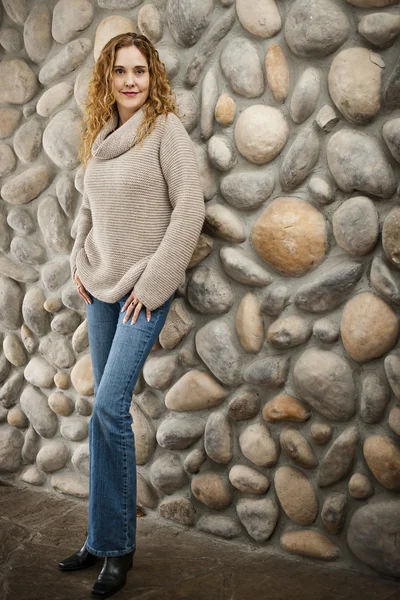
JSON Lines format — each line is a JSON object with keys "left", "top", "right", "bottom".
{"left": 70, "top": 105, "right": 205, "bottom": 311}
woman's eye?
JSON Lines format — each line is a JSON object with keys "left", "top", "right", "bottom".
{"left": 136, "top": 69, "right": 144, "bottom": 75}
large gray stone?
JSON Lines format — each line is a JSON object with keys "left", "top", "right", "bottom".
{"left": 0, "top": 276, "right": 23, "bottom": 329}
{"left": 243, "top": 356, "right": 289, "bottom": 387}
{"left": 220, "top": 247, "right": 273, "bottom": 287}
{"left": 37, "top": 196, "right": 72, "bottom": 253}
{"left": 195, "top": 319, "right": 242, "bottom": 387}
{"left": 294, "top": 262, "right": 363, "bottom": 312}
{"left": 382, "top": 118, "right": 400, "bottom": 163}
{"left": 156, "top": 413, "right": 205, "bottom": 450}
{"left": 293, "top": 348, "right": 356, "bottom": 421}
{"left": 52, "top": 0, "right": 94, "bottom": 44}
{"left": 3, "top": 0, "right": 28, "bottom": 25}
{"left": 327, "top": 129, "right": 396, "bottom": 198}
{"left": 187, "top": 266, "right": 234, "bottom": 314}
{"left": 38, "top": 38, "right": 92, "bottom": 86}
{"left": 332, "top": 196, "right": 378, "bottom": 256}
{"left": 204, "top": 411, "right": 233, "bottom": 464}
{"left": 236, "top": 0, "right": 281, "bottom": 38}
{"left": 150, "top": 452, "right": 187, "bottom": 495}
{"left": 285, "top": 0, "right": 349, "bottom": 57}
{"left": 166, "top": 0, "right": 213, "bottom": 47}
{"left": 290, "top": 67, "right": 320, "bottom": 124}
{"left": 347, "top": 500, "right": 400, "bottom": 577}
{"left": 318, "top": 427, "right": 359, "bottom": 487}
{"left": 220, "top": 169, "right": 275, "bottom": 210}
{"left": 43, "top": 110, "right": 81, "bottom": 169}
{"left": 359, "top": 12, "right": 400, "bottom": 48}
{"left": 13, "top": 118, "right": 42, "bottom": 163}
{"left": 280, "top": 126, "right": 319, "bottom": 191}
{"left": 370, "top": 256, "right": 400, "bottom": 306}
{"left": 0, "top": 58, "right": 38, "bottom": 105}
{"left": 236, "top": 497, "right": 279, "bottom": 541}
{"left": 220, "top": 38, "right": 264, "bottom": 98}
{"left": 0, "top": 426, "right": 24, "bottom": 472}
{"left": 1, "top": 165, "right": 51, "bottom": 205}
{"left": 20, "top": 385, "right": 58, "bottom": 438}
{"left": 23, "top": 2, "right": 52, "bottom": 63}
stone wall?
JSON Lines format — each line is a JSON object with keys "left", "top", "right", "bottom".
{"left": 0, "top": 0, "right": 399, "bottom": 580}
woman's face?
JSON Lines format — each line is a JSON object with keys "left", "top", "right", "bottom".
{"left": 111, "top": 45, "right": 150, "bottom": 117}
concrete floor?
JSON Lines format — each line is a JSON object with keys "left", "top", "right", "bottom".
{"left": 0, "top": 480, "right": 399, "bottom": 600}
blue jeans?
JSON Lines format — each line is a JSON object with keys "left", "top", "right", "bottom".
{"left": 85, "top": 289, "right": 174, "bottom": 557}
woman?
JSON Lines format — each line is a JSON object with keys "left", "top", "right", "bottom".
{"left": 58, "top": 32, "right": 205, "bottom": 598}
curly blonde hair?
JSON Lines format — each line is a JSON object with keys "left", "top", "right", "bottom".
{"left": 79, "top": 32, "right": 178, "bottom": 168}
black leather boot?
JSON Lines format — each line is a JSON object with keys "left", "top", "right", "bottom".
{"left": 58, "top": 531, "right": 99, "bottom": 571}
{"left": 91, "top": 549, "right": 135, "bottom": 598}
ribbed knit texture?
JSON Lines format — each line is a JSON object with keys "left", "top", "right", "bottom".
{"left": 70, "top": 105, "right": 205, "bottom": 311}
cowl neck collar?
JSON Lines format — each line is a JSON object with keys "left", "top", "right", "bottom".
{"left": 91, "top": 104, "right": 146, "bottom": 160}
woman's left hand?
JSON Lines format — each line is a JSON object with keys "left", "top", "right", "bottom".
{"left": 121, "top": 290, "right": 151, "bottom": 324}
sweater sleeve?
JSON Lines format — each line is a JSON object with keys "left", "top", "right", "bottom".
{"left": 70, "top": 190, "right": 92, "bottom": 280}
{"left": 133, "top": 114, "right": 205, "bottom": 311}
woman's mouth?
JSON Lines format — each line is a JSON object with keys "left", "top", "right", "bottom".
{"left": 122, "top": 92, "right": 138, "bottom": 96}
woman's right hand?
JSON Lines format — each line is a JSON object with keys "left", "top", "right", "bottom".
{"left": 74, "top": 271, "right": 92, "bottom": 305}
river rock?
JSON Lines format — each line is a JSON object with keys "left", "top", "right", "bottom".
{"left": 215, "top": 93, "right": 236, "bottom": 126}
{"left": 239, "top": 423, "right": 278, "bottom": 467}
{"left": 275, "top": 466, "right": 318, "bottom": 525}
{"left": 228, "top": 387, "right": 260, "bottom": 420}
{"left": 293, "top": 348, "right": 356, "bottom": 421}
{"left": 385, "top": 61, "right": 400, "bottom": 110}
{"left": 263, "top": 394, "right": 310, "bottom": 423}
{"left": 310, "top": 424, "right": 333, "bottom": 445}
{"left": 1, "top": 165, "right": 51, "bottom": 205}
{"left": 280, "top": 426, "right": 318, "bottom": 468}
{"left": 197, "top": 514, "right": 241, "bottom": 539}
{"left": 318, "top": 427, "right": 359, "bottom": 487}
{"left": 359, "top": 12, "right": 400, "bottom": 48}
{"left": 167, "top": 0, "right": 213, "bottom": 47}
{"left": 23, "top": 2, "right": 52, "bottom": 63}
{"left": 37, "top": 83, "right": 74, "bottom": 118}
{"left": 13, "top": 118, "right": 42, "bottom": 163}
{"left": 244, "top": 355, "right": 289, "bottom": 387}
{"left": 205, "top": 411, "right": 233, "bottom": 464}
{"left": 220, "top": 169, "right": 275, "bottom": 211}
{"left": 229, "top": 464, "right": 269, "bottom": 494}
{"left": 3, "top": 0, "right": 27, "bottom": 24}
{"left": 39, "top": 332, "right": 75, "bottom": 369}
{"left": 382, "top": 118, "right": 400, "bottom": 163}
{"left": 0, "top": 255, "right": 38, "bottom": 283}
{"left": 157, "top": 45, "right": 180, "bottom": 80}
{"left": 383, "top": 207, "right": 400, "bottom": 266}
{"left": 21, "top": 465, "right": 46, "bottom": 486}
{"left": 326, "top": 129, "right": 396, "bottom": 198}
{"left": 51, "top": 309, "right": 81, "bottom": 335}
{"left": 94, "top": 15, "right": 136, "bottom": 60}
{"left": 265, "top": 43, "right": 289, "bottom": 102}
{"left": 7, "top": 406, "right": 28, "bottom": 429}
{"left": 389, "top": 405, "right": 400, "bottom": 435}
{"left": 38, "top": 195, "right": 72, "bottom": 253}
{"left": 200, "top": 70, "right": 218, "bottom": 141}
{"left": 252, "top": 197, "right": 327, "bottom": 276}
{"left": 349, "top": 473, "right": 374, "bottom": 499}
{"left": 7, "top": 208, "right": 34, "bottom": 235}
{"left": 142, "top": 355, "right": 178, "bottom": 390}
{"left": 20, "top": 385, "right": 58, "bottom": 438}
{"left": 347, "top": 500, "right": 400, "bottom": 577}
{"left": 159, "top": 498, "right": 196, "bottom": 526}
{"left": 340, "top": 293, "right": 398, "bottom": 362}
{"left": 281, "top": 531, "right": 340, "bottom": 560}
{"left": 220, "top": 247, "right": 273, "bottom": 287}
{"left": 174, "top": 88, "right": 197, "bottom": 133}
{"left": 156, "top": 413, "right": 205, "bottom": 450}
{"left": 60, "top": 419, "right": 88, "bottom": 442}
{"left": 234, "top": 105, "right": 288, "bottom": 164}
{"left": 236, "top": 0, "right": 281, "bottom": 38}
{"left": 220, "top": 38, "right": 264, "bottom": 98}
{"left": 280, "top": 126, "right": 319, "bottom": 191}
{"left": 43, "top": 110, "right": 81, "bottom": 169}
{"left": 11, "top": 236, "right": 46, "bottom": 266}
{"left": 0, "top": 28, "right": 22, "bottom": 53}
{"left": 0, "top": 144, "right": 16, "bottom": 176}
{"left": 159, "top": 299, "right": 193, "bottom": 350}
{"left": 186, "top": 9, "right": 236, "bottom": 87}
{"left": 205, "top": 203, "right": 245, "bottom": 242}
{"left": 71, "top": 444, "right": 89, "bottom": 476}
{"left": 36, "top": 441, "right": 69, "bottom": 472}
{"left": 39, "top": 38, "right": 92, "bottom": 86}
{"left": 285, "top": 0, "right": 349, "bottom": 57}
{"left": 191, "top": 471, "right": 233, "bottom": 509}
{"left": 52, "top": 0, "right": 94, "bottom": 44}
{"left": 236, "top": 497, "right": 278, "bottom": 541}
{"left": 313, "top": 318, "right": 340, "bottom": 343}
{"left": 22, "top": 286, "right": 49, "bottom": 336}
{"left": 24, "top": 356, "right": 55, "bottom": 388}
{"left": 295, "top": 262, "right": 363, "bottom": 312}
{"left": 0, "top": 108, "right": 21, "bottom": 139}
{"left": 3, "top": 333, "right": 26, "bottom": 366}
{"left": 184, "top": 447, "right": 207, "bottom": 474}
{"left": 236, "top": 293, "right": 264, "bottom": 353}
{"left": 165, "top": 369, "right": 226, "bottom": 411}
{"left": 290, "top": 67, "right": 320, "bottom": 124}
{"left": 347, "top": 0, "right": 400, "bottom": 6}
{"left": 308, "top": 176, "right": 336, "bottom": 205}
{"left": 0, "top": 372, "right": 23, "bottom": 409}
{"left": 0, "top": 426, "right": 24, "bottom": 472}
{"left": 333, "top": 196, "right": 378, "bottom": 256}
{"left": 207, "top": 135, "right": 236, "bottom": 172}
{"left": 48, "top": 392, "right": 74, "bottom": 416}
{"left": 267, "top": 315, "right": 311, "bottom": 349}
{"left": 70, "top": 354, "right": 94, "bottom": 395}
{"left": 187, "top": 266, "right": 234, "bottom": 314}
{"left": 0, "top": 276, "right": 23, "bottom": 330}
{"left": 329, "top": 48, "right": 383, "bottom": 124}
{"left": 316, "top": 105, "right": 339, "bottom": 132}
{"left": 137, "top": 4, "right": 163, "bottom": 43}
{"left": 261, "top": 284, "right": 289, "bottom": 316}
{"left": 364, "top": 435, "right": 400, "bottom": 490}
{"left": 129, "top": 402, "right": 155, "bottom": 464}
{"left": 194, "top": 144, "right": 217, "bottom": 201}
{"left": 321, "top": 492, "right": 347, "bottom": 534}
{"left": 0, "top": 58, "right": 38, "bottom": 105}
{"left": 360, "top": 371, "right": 389, "bottom": 424}
{"left": 97, "top": 0, "right": 142, "bottom": 6}
{"left": 196, "top": 319, "right": 242, "bottom": 386}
